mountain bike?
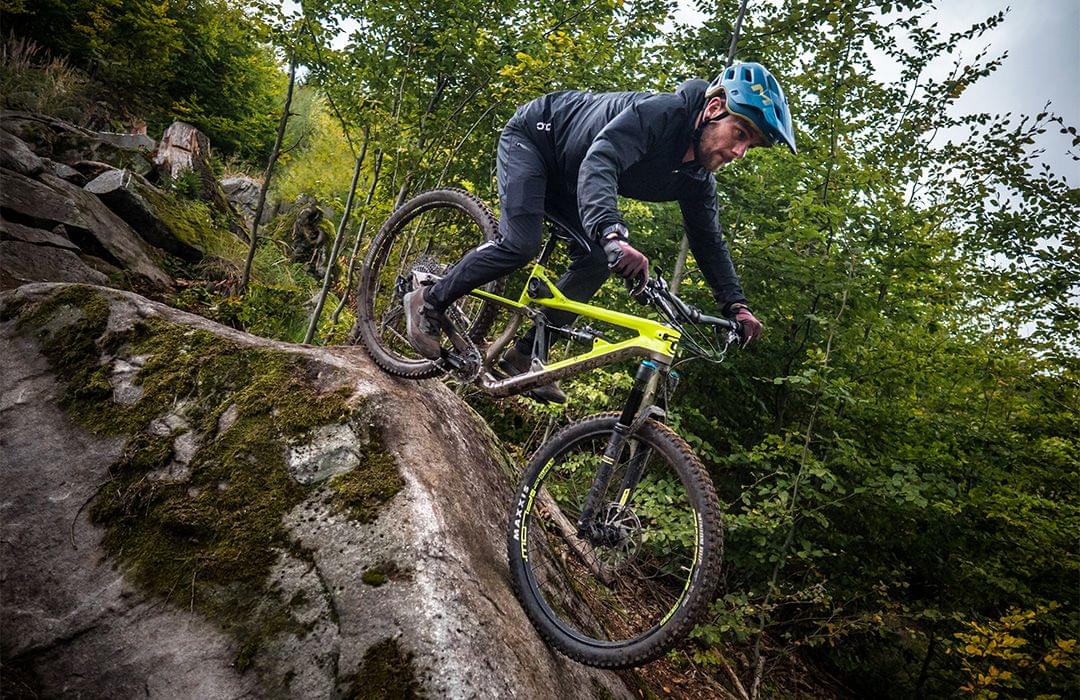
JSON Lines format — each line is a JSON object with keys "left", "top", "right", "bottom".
{"left": 353, "top": 188, "right": 742, "bottom": 668}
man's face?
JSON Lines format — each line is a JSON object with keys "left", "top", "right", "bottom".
{"left": 696, "top": 96, "right": 768, "bottom": 171}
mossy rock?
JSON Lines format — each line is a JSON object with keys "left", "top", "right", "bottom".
{"left": 10, "top": 285, "right": 406, "bottom": 676}
{"left": 345, "top": 638, "right": 423, "bottom": 700}
{"left": 360, "top": 561, "right": 407, "bottom": 588}
{"left": 330, "top": 449, "right": 403, "bottom": 524}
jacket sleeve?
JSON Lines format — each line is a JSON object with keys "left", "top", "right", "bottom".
{"left": 576, "top": 94, "right": 678, "bottom": 239}
{"left": 678, "top": 179, "right": 749, "bottom": 312}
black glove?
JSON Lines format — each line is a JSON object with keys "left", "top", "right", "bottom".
{"left": 602, "top": 231, "right": 649, "bottom": 290}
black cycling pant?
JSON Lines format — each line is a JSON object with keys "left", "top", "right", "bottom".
{"left": 424, "top": 118, "right": 609, "bottom": 354}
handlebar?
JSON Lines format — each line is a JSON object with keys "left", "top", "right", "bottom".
{"left": 636, "top": 277, "right": 741, "bottom": 333}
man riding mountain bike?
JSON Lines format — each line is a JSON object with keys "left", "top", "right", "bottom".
{"left": 404, "top": 62, "right": 796, "bottom": 403}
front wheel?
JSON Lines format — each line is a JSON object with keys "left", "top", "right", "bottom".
{"left": 507, "top": 413, "right": 723, "bottom": 668}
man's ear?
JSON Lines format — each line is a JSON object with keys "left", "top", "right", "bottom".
{"left": 705, "top": 94, "right": 727, "bottom": 118}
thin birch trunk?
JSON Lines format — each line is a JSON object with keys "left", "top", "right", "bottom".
{"left": 241, "top": 58, "right": 297, "bottom": 294}
{"left": 332, "top": 150, "right": 384, "bottom": 326}
{"left": 303, "top": 132, "right": 368, "bottom": 343}
{"left": 669, "top": 0, "right": 749, "bottom": 294}
{"left": 748, "top": 252, "right": 855, "bottom": 700}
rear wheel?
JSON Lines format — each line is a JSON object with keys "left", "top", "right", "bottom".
{"left": 507, "top": 413, "right": 723, "bottom": 668}
{"left": 354, "top": 188, "right": 504, "bottom": 378}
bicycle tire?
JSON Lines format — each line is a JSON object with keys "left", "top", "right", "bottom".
{"left": 507, "top": 413, "right": 723, "bottom": 668}
{"left": 354, "top": 188, "right": 504, "bottom": 378}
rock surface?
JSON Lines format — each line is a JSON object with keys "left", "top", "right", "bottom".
{"left": 0, "top": 127, "right": 44, "bottom": 177}
{"left": 1, "top": 111, "right": 155, "bottom": 176}
{"left": 220, "top": 175, "right": 274, "bottom": 227}
{"left": 0, "top": 239, "right": 109, "bottom": 287}
{"left": 0, "top": 168, "right": 170, "bottom": 289}
{"left": 85, "top": 169, "right": 205, "bottom": 262}
{"left": 1, "top": 283, "right": 635, "bottom": 700}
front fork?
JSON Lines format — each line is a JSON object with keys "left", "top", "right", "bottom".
{"left": 575, "top": 360, "right": 679, "bottom": 543}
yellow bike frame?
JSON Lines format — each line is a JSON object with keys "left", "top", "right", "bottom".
{"left": 465, "top": 263, "right": 681, "bottom": 397}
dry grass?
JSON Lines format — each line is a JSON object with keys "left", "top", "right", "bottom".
{"left": 0, "top": 32, "right": 97, "bottom": 124}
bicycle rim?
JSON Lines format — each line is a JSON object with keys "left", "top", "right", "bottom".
{"left": 362, "top": 195, "right": 498, "bottom": 367}
{"left": 517, "top": 424, "right": 707, "bottom": 648}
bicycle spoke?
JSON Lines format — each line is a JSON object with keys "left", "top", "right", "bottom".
{"left": 522, "top": 429, "right": 701, "bottom": 644}
{"left": 357, "top": 193, "right": 503, "bottom": 369}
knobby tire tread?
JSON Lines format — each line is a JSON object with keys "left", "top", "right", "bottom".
{"left": 507, "top": 413, "right": 724, "bottom": 669}
{"left": 354, "top": 188, "right": 502, "bottom": 379}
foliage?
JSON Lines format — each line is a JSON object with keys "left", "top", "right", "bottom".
{"left": 655, "top": 2, "right": 1079, "bottom": 697}
{"left": 0, "top": 33, "right": 97, "bottom": 122}
{"left": 273, "top": 89, "right": 360, "bottom": 217}
{"left": 949, "top": 604, "right": 1078, "bottom": 698}
{"left": 0, "top": 0, "right": 284, "bottom": 160}
{"left": 42, "top": 0, "right": 1078, "bottom": 696}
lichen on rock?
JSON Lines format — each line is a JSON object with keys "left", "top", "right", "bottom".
{"left": 8, "top": 284, "right": 405, "bottom": 680}
{"left": 328, "top": 447, "right": 403, "bottom": 523}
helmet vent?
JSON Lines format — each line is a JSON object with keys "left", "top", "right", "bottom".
{"left": 742, "top": 68, "right": 752, "bottom": 81}
{"left": 767, "top": 75, "right": 779, "bottom": 92}
{"left": 725, "top": 68, "right": 735, "bottom": 80}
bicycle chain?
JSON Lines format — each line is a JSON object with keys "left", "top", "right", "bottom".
{"left": 405, "top": 257, "right": 484, "bottom": 382}
{"left": 441, "top": 303, "right": 483, "bottom": 382}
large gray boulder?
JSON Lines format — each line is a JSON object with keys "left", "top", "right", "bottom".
{"left": 0, "top": 239, "right": 108, "bottom": 288}
{"left": 0, "top": 217, "right": 108, "bottom": 287}
{"left": 85, "top": 169, "right": 205, "bottom": 262}
{"left": 1, "top": 284, "right": 635, "bottom": 699}
{"left": 1, "top": 111, "right": 155, "bottom": 176}
{"left": 0, "top": 127, "right": 44, "bottom": 177}
{"left": 0, "top": 168, "right": 171, "bottom": 289}
{"left": 220, "top": 175, "right": 275, "bottom": 227}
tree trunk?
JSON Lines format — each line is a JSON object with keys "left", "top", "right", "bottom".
{"left": 154, "top": 122, "right": 248, "bottom": 241}
{"left": 240, "top": 59, "right": 298, "bottom": 294}
{"left": 669, "top": 0, "right": 749, "bottom": 293}
{"left": 304, "top": 134, "right": 367, "bottom": 344}
{"left": 332, "top": 150, "right": 384, "bottom": 326}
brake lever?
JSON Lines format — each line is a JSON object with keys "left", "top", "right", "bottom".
{"left": 625, "top": 274, "right": 650, "bottom": 303}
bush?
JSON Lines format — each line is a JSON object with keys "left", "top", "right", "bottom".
{"left": 0, "top": 0, "right": 284, "bottom": 161}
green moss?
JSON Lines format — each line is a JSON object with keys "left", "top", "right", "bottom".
{"left": 141, "top": 186, "right": 246, "bottom": 262}
{"left": 590, "top": 678, "right": 616, "bottom": 700}
{"left": 14, "top": 286, "right": 123, "bottom": 425}
{"left": 345, "top": 639, "right": 423, "bottom": 700}
{"left": 361, "top": 569, "right": 388, "bottom": 586}
{"left": 10, "top": 287, "right": 402, "bottom": 675}
{"left": 360, "top": 560, "right": 406, "bottom": 588}
{"left": 83, "top": 319, "right": 353, "bottom": 658}
{"left": 359, "top": 564, "right": 387, "bottom": 588}
{"left": 329, "top": 448, "right": 403, "bottom": 523}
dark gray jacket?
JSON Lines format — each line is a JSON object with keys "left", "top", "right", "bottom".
{"left": 515, "top": 79, "right": 747, "bottom": 309}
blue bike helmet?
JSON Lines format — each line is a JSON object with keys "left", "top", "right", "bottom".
{"left": 705, "top": 62, "right": 796, "bottom": 154}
